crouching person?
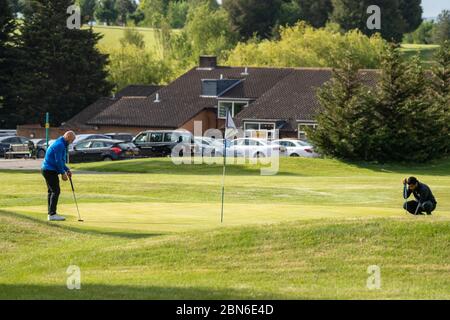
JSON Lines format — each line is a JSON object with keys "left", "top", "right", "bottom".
{"left": 41, "top": 131, "right": 76, "bottom": 221}
{"left": 403, "top": 177, "right": 437, "bottom": 216}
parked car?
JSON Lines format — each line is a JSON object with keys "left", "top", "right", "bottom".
{"left": 272, "top": 139, "right": 320, "bottom": 158}
{"left": 30, "top": 139, "right": 45, "bottom": 158}
{"left": 69, "top": 139, "right": 139, "bottom": 163}
{"left": 227, "top": 138, "right": 285, "bottom": 158}
{"left": 104, "top": 133, "right": 134, "bottom": 142}
{"left": 193, "top": 137, "right": 218, "bottom": 156}
{"left": 29, "top": 139, "right": 57, "bottom": 158}
{"left": 70, "top": 134, "right": 112, "bottom": 151}
{"left": 0, "top": 136, "right": 31, "bottom": 158}
{"left": 0, "top": 130, "right": 16, "bottom": 137}
{"left": 132, "top": 130, "right": 196, "bottom": 157}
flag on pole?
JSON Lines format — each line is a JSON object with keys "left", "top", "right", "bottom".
{"left": 221, "top": 109, "right": 237, "bottom": 223}
{"left": 225, "top": 109, "right": 237, "bottom": 135}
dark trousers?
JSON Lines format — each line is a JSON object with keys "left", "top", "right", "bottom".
{"left": 404, "top": 200, "right": 436, "bottom": 215}
{"left": 42, "top": 170, "right": 60, "bottom": 215}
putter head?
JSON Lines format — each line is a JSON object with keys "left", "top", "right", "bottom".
{"left": 78, "top": 219, "right": 84, "bottom": 222}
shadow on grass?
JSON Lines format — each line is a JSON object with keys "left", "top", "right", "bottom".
{"left": 0, "top": 284, "right": 281, "bottom": 300}
{"left": 0, "top": 210, "right": 165, "bottom": 240}
{"left": 71, "top": 160, "right": 305, "bottom": 177}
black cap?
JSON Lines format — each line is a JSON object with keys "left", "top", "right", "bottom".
{"left": 407, "top": 177, "right": 418, "bottom": 185}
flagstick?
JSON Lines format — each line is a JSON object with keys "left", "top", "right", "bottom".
{"left": 220, "top": 135, "right": 227, "bottom": 223}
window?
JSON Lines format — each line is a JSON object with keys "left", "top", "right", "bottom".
{"left": 135, "top": 133, "right": 148, "bottom": 143}
{"left": 298, "top": 123, "right": 317, "bottom": 141}
{"left": 244, "top": 123, "right": 275, "bottom": 131}
{"left": 165, "top": 132, "right": 192, "bottom": 143}
{"left": 230, "top": 139, "right": 243, "bottom": 146}
{"left": 279, "top": 141, "right": 295, "bottom": 147}
{"left": 234, "top": 102, "right": 247, "bottom": 116}
{"left": 91, "top": 141, "right": 104, "bottom": 148}
{"left": 218, "top": 101, "right": 249, "bottom": 119}
{"left": 76, "top": 141, "right": 91, "bottom": 150}
{"left": 244, "top": 122, "right": 276, "bottom": 140}
{"left": 244, "top": 123, "right": 259, "bottom": 130}
{"left": 150, "top": 133, "right": 163, "bottom": 143}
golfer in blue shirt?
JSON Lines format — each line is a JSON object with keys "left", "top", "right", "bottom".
{"left": 41, "top": 131, "right": 76, "bottom": 221}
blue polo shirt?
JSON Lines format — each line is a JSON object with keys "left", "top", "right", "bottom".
{"left": 42, "top": 137, "right": 70, "bottom": 174}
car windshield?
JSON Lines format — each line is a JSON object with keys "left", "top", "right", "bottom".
{"left": 295, "top": 140, "right": 310, "bottom": 147}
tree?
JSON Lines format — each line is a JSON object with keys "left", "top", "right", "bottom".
{"left": 184, "top": 2, "right": 236, "bottom": 58}
{"left": 13, "top": 0, "right": 113, "bottom": 126}
{"left": 140, "top": 0, "right": 167, "bottom": 27}
{"left": 308, "top": 52, "right": 376, "bottom": 160}
{"left": 7, "top": 0, "right": 22, "bottom": 15}
{"left": 115, "top": 0, "right": 136, "bottom": 26}
{"left": 222, "top": 0, "right": 283, "bottom": 40}
{"left": 95, "top": 0, "right": 118, "bottom": 25}
{"left": 428, "top": 41, "right": 450, "bottom": 154}
{"left": 120, "top": 27, "right": 145, "bottom": 48}
{"left": 433, "top": 10, "right": 450, "bottom": 44}
{"left": 107, "top": 45, "right": 173, "bottom": 91}
{"left": 404, "top": 20, "right": 434, "bottom": 44}
{"left": 226, "top": 22, "right": 386, "bottom": 69}
{"left": 167, "top": 0, "right": 189, "bottom": 29}
{"left": 370, "top": 45, "right": 443, "bottom": 162}
{"left": 0, "top": 0, "right": 18, "bottom": 128}
{"left": 128, "top": 8, "right": 145, "bottom": 26}
{"left": 79, "top": 0, "right": 97, "bottom": 24}
{"left": 331, "top": 0, "right": 422, "bottom": 43}
{"left": 398, "top": 0, "right": 422, "bottom": 34}
{"left": 311, "top": 45, "right": 447, "bottom": 162}
{"left": 296, "top": 0, "right": 332, "bottom": 28}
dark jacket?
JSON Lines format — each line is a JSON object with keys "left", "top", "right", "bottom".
{"left": 41, "top": 137, "right": 69, "bottom": 174}
{"left": 406, "top": 182, "right": 437, "bottom": 205}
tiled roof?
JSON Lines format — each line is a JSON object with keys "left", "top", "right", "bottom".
{"left": 66, "top": 64, "right": 379, "bottom": 130}
{"left": 63, "top": 85, "right": 162, "bottom": 129}
{"left": 87, "top": 67, "right": 290, "bottom": 128}
{"left": 115, "top": 85, "right": 162, "bottom": 98}
{"left": 236, "top": 68, "right": 379, "bottom": 122}
{"left": 63, "top": 97, "right": 117, "bottom": 129}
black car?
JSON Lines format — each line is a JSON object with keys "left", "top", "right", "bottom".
{"left": 30, "top": 139, "right": 48, "bottom": 158}
{"left": 132, "top": 130, "right": 196, "bottom": 157}
{"left": 68, "top": 139, "right": 140, "bottom": 163}
{"left": 104, "top": 133, "right": 134, "bottom": 142}
{"left": 0, "top": 136, "right": 31, "bottom": 158}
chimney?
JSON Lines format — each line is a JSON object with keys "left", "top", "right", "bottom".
{"left": 154, "top": 93, "right": 160, "bottom": 103}
{"left": 198, "top": 56, "right": 217, "bottom": 69}
{"left": 241, "top": 67, "right": 249, "bottom": 76}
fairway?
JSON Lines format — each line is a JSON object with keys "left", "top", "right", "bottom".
{"left": 1, "top": 158, "right": 449, "bottom": 299}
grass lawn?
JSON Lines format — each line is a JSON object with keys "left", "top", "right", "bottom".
{"left": 89, "top": 25, "right": 181, "bottom": 56}
{"left": 400, "top": 44, "right": 440, "bottom": 66}
{"left": 0, "top": 157, "right": 449, "bottom": 299}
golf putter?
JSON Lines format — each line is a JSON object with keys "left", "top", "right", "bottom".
{"left": 403, "top": 183, "right": 408, "bottom": 215}
{"left": 414, "top": 202, "right": 421, "bottom": 216}
{"left": 69, "top": 176, "right": 83, "bottom": 222}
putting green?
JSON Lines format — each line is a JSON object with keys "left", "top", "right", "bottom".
{"left": 5, "top": 203, "right": 450, "bottom": 233}
{"left": 5, "top": 202, "right": 417, "bottom": 234}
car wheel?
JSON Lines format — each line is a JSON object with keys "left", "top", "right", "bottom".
{"left": 38, "top": 149, "right": 47, "bottom": 159}
{"left": 103, "top": 156, "right": 113, "bottom": 162}
{"left": 290, "top": 153, "right": 300, "bottom": 157}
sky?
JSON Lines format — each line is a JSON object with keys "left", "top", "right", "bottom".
{"left": 422, "top": 0, "right": 449, "bottom": 18}
{"left": 215, "top": 0, "right": 448, "bottom": 18}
